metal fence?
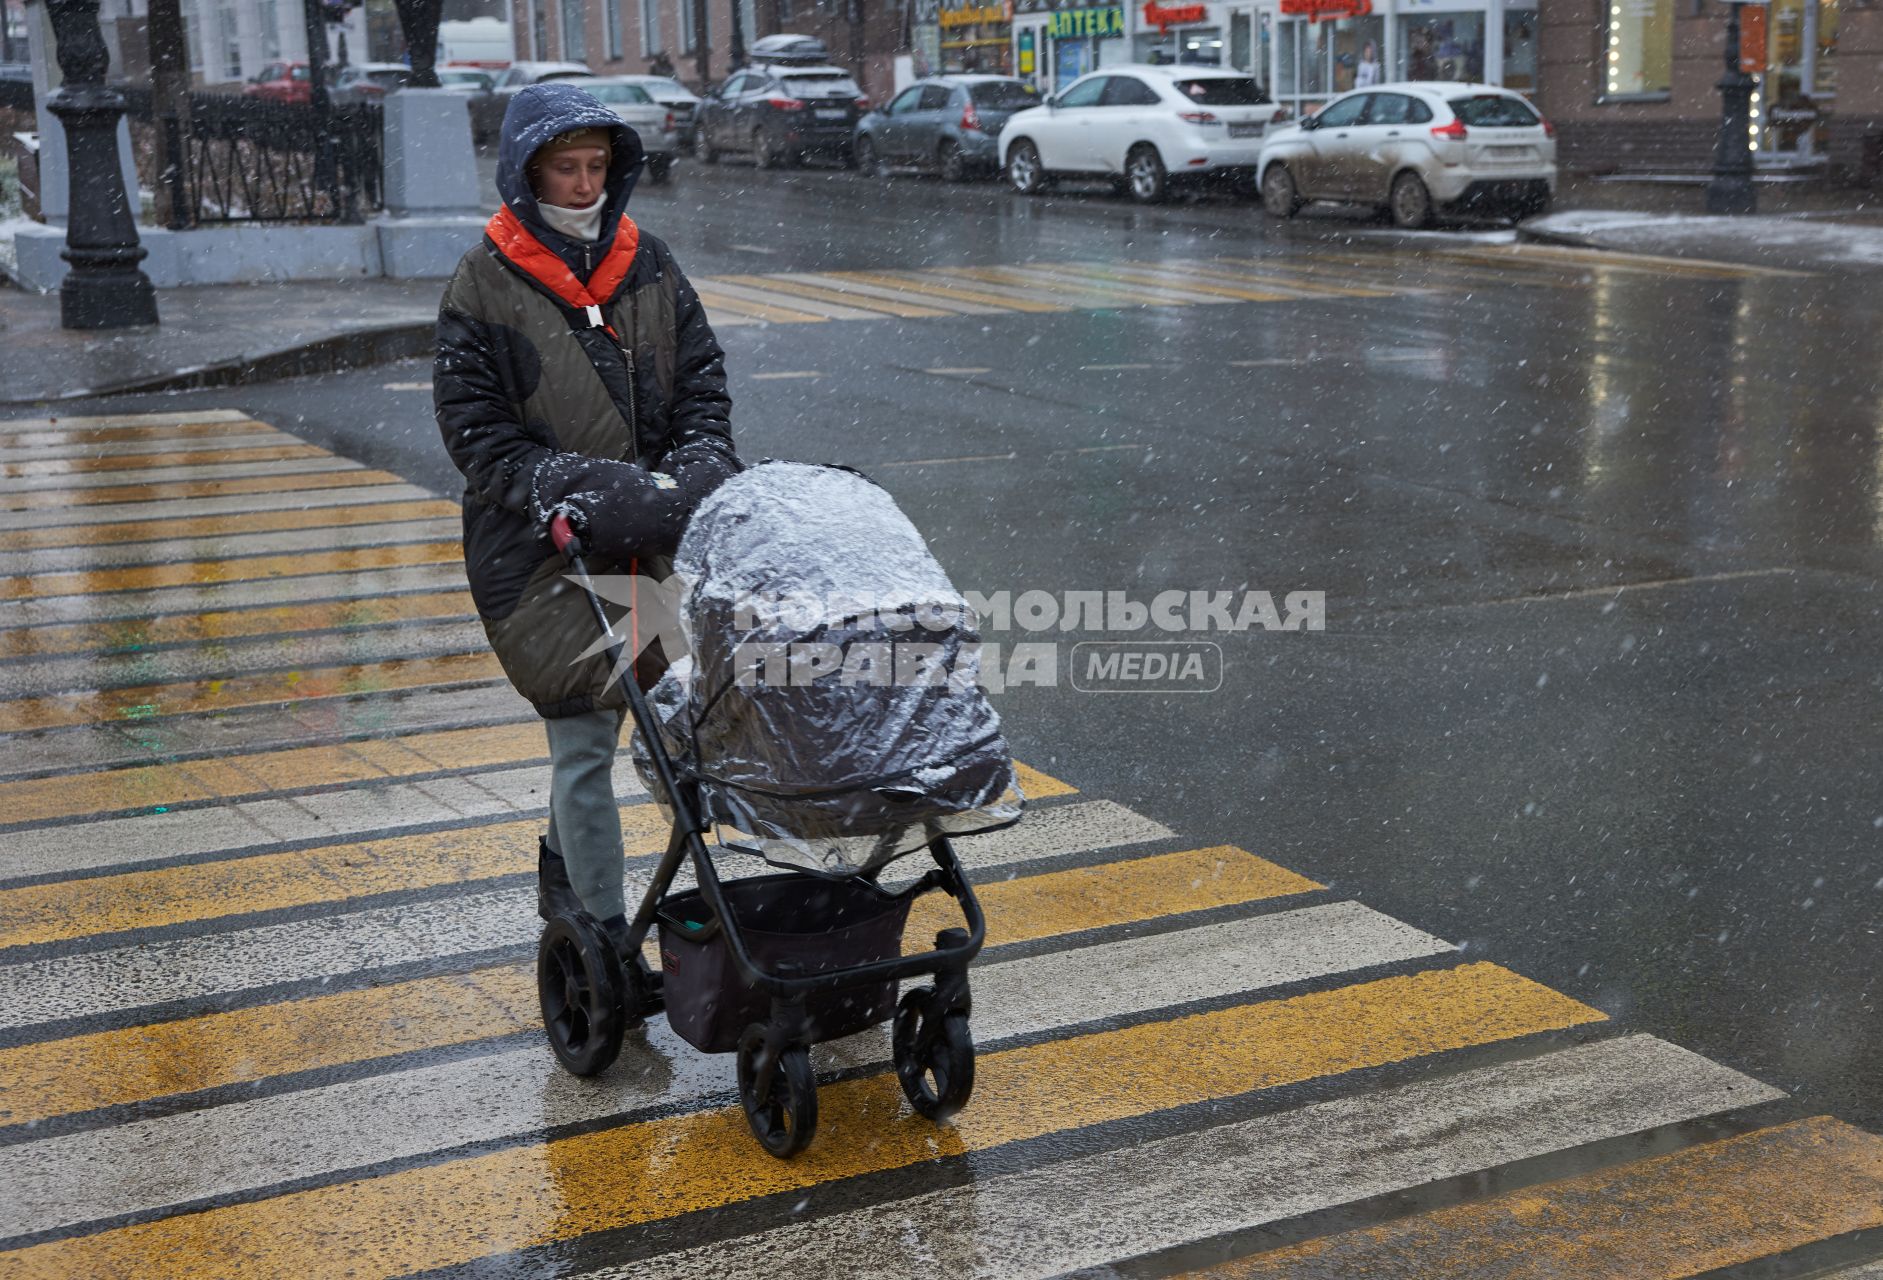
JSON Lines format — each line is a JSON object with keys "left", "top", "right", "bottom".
{"left": 0, "top": 75, "right": 32, "bottom": 113}
{"left": 125, "top": 89, "right": 383, "bottom": 226}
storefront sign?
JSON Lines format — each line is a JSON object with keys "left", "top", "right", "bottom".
{"left": 941, "top": 3, "right": 1009, "bottom": 27}
{"left": 1278, "top": 0, "right": 1371, "bottom": 21}
{"left": 1142, "top": 0, "right": 1207, "bottom": 31}
{"left": 1739, "top": 3, "right": 1767, "bottom": 73}
{"left": 1045, "top": 5, "right": 1125, "bottom": 37}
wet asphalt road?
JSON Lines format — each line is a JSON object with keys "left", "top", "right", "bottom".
{"left": 71, "top": 158, "right": 1883, "bottom": 1144}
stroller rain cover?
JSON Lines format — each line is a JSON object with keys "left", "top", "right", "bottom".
{"left": 632, "top": 461, "right": 1024, "bottom": 875}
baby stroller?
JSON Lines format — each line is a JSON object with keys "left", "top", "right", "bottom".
{"left": 536, "top": 462, "right": 1023, "bottom": 1158}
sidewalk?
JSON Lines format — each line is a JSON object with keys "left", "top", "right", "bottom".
{"left": 1520, "top": 171, "right": 1883, "bottom": 272}
{"left": 0, "top": 278, "right": 439, "bottom": 405}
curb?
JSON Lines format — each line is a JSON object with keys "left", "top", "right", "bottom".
{"left": 1515, "top": 223, "right": 1605, "bottom": 251}
{"left": 0, "top": 320, "right": 435, "bottom": 406}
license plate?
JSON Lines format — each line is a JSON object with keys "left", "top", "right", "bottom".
{"left": 1227, "top": 123, "right": 1263, "bottom": 138}
{"left": 1488, "top": 145, "right": 1532, "bottom": 159}
{"left": 815, "top": 108, "right": 846, "bottom": 121}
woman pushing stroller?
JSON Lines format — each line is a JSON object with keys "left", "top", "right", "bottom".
{"left": 433, "top": 82, "right": 739, "bottom": 952}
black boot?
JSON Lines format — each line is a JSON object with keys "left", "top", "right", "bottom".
{"left": 537, "top": 838, "right": 583, "bottom": 922}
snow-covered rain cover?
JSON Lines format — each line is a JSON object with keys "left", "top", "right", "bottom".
{"left": 632, "top": 461, "right": 1023, "bottom": 875}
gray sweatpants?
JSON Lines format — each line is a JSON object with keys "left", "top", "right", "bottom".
{"left": 544, "top": 707, "right": 628, "bottom": 921}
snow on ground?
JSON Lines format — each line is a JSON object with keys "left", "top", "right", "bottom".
{"left": 1530, "top": 209, "right": 1883, "bottom": 266}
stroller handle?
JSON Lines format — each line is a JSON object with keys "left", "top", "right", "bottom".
{"left": 549, "top": 512, "right": 579, "bottom": 555}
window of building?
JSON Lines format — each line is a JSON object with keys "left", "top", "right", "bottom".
{"left": 531, "top": 0, "right": 547, "bottom": 60}
{"left": 256, "top": 0, "right": 280, "bottom": 60}
{"left": 1397, "top": 11, "right": 1483, "bottom": 82}
{"left": 604, "top": 0, "right": 621, "bottom": 58}
{"left": 1503, "top": 8, "right": 1538, "bottom": 92}
{"left": 1602, "top": 0, "right": 1672, "bottom": 99}
{"left": 681, "top": 0, "right": 704, "bottom": 53}
{"left": 640, "top": 0, "right": 661, "bottom": 54}
{"left": 561, "top": 0, "right": 586, "bottom": 59}
{"left": 779, "top": 0, "right": 794, "bottom": 23}
{"left": 215, "top": 0, "right": 241, "bottom": 80}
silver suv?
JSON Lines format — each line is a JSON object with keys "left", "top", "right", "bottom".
{"left": 1257, "top": 82, "right": 1555, "bottom": 228}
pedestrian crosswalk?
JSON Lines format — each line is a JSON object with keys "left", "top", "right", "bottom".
{"left": 680, "top": 245, "right": 1795, "bottom": 327}
{"left": 0, "top": 408, "right": 1878, "bottom": 1280}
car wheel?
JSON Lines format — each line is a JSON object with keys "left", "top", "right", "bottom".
{"left": 1125, "top": 145, "right": 1168, "bottom": 204}
{"left": 756, "top": 132, "right": 782, "bottom": 169}
{"left": 1261, "top": 163, "right": 1302, "bottom": 218}
{"left": 1390, "top": 171, "right": 1433, "bottom": 230}
{"left": 840, "top": 143, "right": 858, "bottom": 170}
{"left": 694, "top": 129, "right": 718, "bottom": 165}
{"left": 647, "top": 155, "right": 672, "bottom": 184}
{"left": 938, "top": 139, "right": 967, "bottom": 183}
{"left": 1007, "top": 140, "right": 1047, "bottom": 195}
{"left": 856, "top": 135, "right": 886, "bottom": 178}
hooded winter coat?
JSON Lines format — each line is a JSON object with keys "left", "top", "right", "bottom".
{"left": 435, "top": 82, "right": 737, "bottom": 719}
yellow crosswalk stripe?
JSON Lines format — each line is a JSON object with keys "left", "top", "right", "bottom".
{"left": 1440, "top": 243, "right": 1807, "bottom": 281}
{"left": 1182, "top": 1116, "right": 1883, "bottom": 1279}
{"left": 0, "top": 444, "right": 330, "bottom": 479}
{"left": 0, "top": 839, "right": 1275, "bottom": 1126}
{"left": 693, "top": 285, "right": 831, "bottom": 324}
{"left": 0, "top": 650, "right": 506, "bottom": 733}
{"left": 0, "top": 541, "right": 464, "bottom": 601}
{"left": 700, "top": 277, "right": 897, "bottom": 321}
{"left": 770, "top": 272, "right": 994, "bottom": 315}
{"left": 843, "top": 269, "right": 1072, "bottom": 313}
{"left": 0, "top": 501, "right": 462, "bottom": 553}
{"left": 1059, "top": 262, "right": 1303, "bottom": 304}
{"left": 0, "top": 590, "right": 478, "bottom": 660}
{"left": 0, "top": 720, "right": 544, "bottom": 824}
{"left": 967, "top": 263, "right": 1239, "bottom": 309}
{"left": 935, "top": 264, "right": 1175, "bottom": 310}
{"left": 0, "top": 409, "right": 253, "bottom": 433}
{"left": 0, "top": 419, "right": 278, "bottom": 449}
{"left": 0, "top": 963, "right": 1601, "bottom": 1280}
{"left": 720, "top": 273, "right": 954, "bottom": 319}
{"left": 0, "top": 468, "right": 402, "bottom": 512}
{"left": 1147, "top": 259, "right": 1402, "bottom": 300}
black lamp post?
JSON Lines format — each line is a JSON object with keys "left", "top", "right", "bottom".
{"left": 393, "top": 0, "right": 442, "bottom": 87}
{"left": 1705, "top": 0, "right": 1758, "bottom": 215}
{"left": 44, "top": 0, "right": 158, "bottom": 329}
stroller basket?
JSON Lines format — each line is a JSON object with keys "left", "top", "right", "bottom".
{"left": 657, "top": 874, "right": 914, "bottom": 1054}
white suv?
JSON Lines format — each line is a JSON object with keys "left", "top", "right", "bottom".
{"left": 1257, "top": 82, "right": 1556, "bottom": 228}
{"left": 999, "top": 65, "right": 1287, "bottom": 204}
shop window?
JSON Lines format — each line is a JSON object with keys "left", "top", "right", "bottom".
{"left": 1397, "top": 11, "right": 1483, "bottom": 82}
{"left": 561, "top": 0, "right": 586, "bottom": 59}
{"left": 1503, "top": 8, "right": 1538, "bottom": 92}
{"left": 1602, "top": 0, "right": 1672, "bottom": 99}
{"left": 1331, "top": 16, "right": 1383, "bottom": 92}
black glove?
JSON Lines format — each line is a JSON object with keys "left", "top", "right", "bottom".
{"left": 553, "top": 465, "right": 691, "bottom": 561}
{"left": 660, "top": 441, "right": 744, "bottom": 515}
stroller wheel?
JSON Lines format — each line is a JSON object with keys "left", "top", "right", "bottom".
{"left": 537, "top": 911, "right": 627, "bottom": 1077}
{"left": 737, "top": 1027, "right": 818, "bottom": 1158}
{"left": 893, "top": 986, "right": 975, "bottom": 1121}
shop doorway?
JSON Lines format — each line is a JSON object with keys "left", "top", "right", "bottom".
{"left": 1751, "top": 0, "right": 1839, "bottom": 162}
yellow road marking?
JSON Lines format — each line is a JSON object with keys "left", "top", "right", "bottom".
{"left": 0, "top": 650, "right": 506, "bottom": 733}
{"left": 0, "top": 963, "right": 1600, "bottom": 1279}
{"left": 1063, "top": 263, "right": 1302, "bottom": 304}
{"left": 0, "top": 468, "right": 403, "bottom": 512}
{"left": 0, "top": 836, "right": 1269, "bottom": 1126}
{"left": 0, "top": 590, "right": 478, "bottom": 660}
{"left": 0, "top": 420, "right": 277, "bottom": 450}
{"left": 719, "top": 274, "right": 952, "bottom": 319}
{"left": 1440, "top": 243, "right": 1808, "bottom": 281}
{"left": 0, "top": 720, "right": 544, "bottom": 824}
{"left": 1182, "top": 1116, "right": 1883, "bottom": 1279}
{"left": 908, "top": 844, "right": 1315, "bottom": 947}
{"left": 0, "top": 409, "right": 253, "bottom": 432}
{"left": 0, "top": 501, "right": 462, "bottom": 553}
{"left": 701, "top": 277, "right": 894, "bottom": 321}
{"left": 844, "top": 270, "right": 1071, "bottom": 313}
{"left": 0, "top": 807, "right": 675, "bottom": 948}
{"left": 775, "top": 272, "right": 996, "bottom": 315}
{"left": 1186, "top": 257, "right": 1416, "bottom": 299}
{"left": 936, "top": 264, "right": 1174, "bottom": 309}
{"left": 0, "top": 444, "right": 329, "bottom": 479}
{"left": 692, "top": 286, "right": 830, "bottom": 324}
{"left": 1012, "top": 761, "right": 1074, "bottom": 799}
{"left": 0, "top": 541, "right": 464, "bottom": 602}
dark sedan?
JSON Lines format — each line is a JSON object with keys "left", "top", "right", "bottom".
{"left": 854, "top": 75, "right": 1038, "bottom": 182}
{"left": 695, "top": 65, "right": 870, "bottom": 169}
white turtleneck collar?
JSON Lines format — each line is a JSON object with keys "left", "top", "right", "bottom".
{"left": 538, "top": 199, "right": 606, "bottom": 244}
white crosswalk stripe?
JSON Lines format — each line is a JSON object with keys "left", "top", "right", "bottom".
{"left": 0, "top": 519, "right": 462, "bottom": 575}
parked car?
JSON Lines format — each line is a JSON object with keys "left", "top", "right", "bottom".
{"left": 1256, "top": 82, "right": 1556, "bottom": 228}
{"left": 243, "top": 61, "right": 314, "bottom": 106}
{"left": 331, "top": 62, "right": 412, "bottom": 104}
{"left": 583, "top": 77, "right": 680, "bottom": 181}
{"left": 602, "top": 74, "right": 703, "bottom": 147}
{"left": 998, "top": 64, "right": 1285, "bottom": 203}
{"left": 695, "top": 63, "right": 869, "bottom": 169}
{"left": 854, "top": 75, "right": 1038, "bottom": 182}
{"left": 471, "top": 61, "right": 595, "bottom": 143}
{"left": 436, "top": 67, "right": 496, "bottom": 95}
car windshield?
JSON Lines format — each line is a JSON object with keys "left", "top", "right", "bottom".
{"left": 1174, "top": 77, "right": 1269, "bottom": 105}
{"left": 366, "top": 71, "right": 408, "bottom": 86}
{"left": 969, "top": 81, "right": 1038, "bottom": 109}
{"left": 781, "top": 73, "right": 862, "bottom": 98}
{"left": 644, "top": 78, "right": 691, "bottom": 96}
{"left": 1447, "top": 94, "right": 1539, "bottom": 127}
{"left": 590, "top": 83, "right": 653, "bottom": 103}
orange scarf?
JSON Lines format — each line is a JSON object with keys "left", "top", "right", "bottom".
{"left": 486, "top": 204, "right": 642, "bottom": 336}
